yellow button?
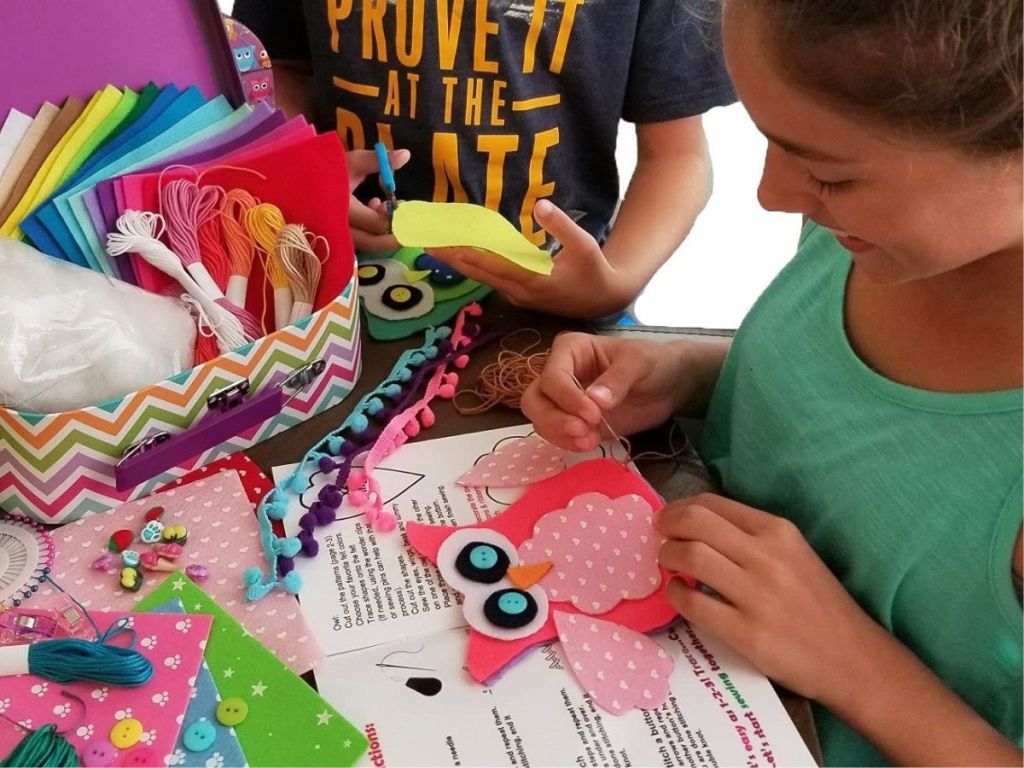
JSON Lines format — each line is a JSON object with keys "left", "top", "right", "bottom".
{"left": 110, "top": 718, "right": 143, "bottom": 749}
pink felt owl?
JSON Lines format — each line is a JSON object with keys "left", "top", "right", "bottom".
{"left": 407, "top": 459, "right": 680, "bottom": 715}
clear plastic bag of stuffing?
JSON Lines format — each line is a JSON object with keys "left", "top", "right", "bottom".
{"left": 0, "top": 237, "right": 195, "bottom": 413}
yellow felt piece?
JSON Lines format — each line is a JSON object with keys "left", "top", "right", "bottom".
{"left": 1, "top": 86, "right": 122, "bottom": 237}
{"left": 392, "top": 200, "right": 554, "bottom": 276}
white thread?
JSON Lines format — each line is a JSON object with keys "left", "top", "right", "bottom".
{"left": 186, "top": 262, "right": 224, "bottom": 300}
{"left": 107, "top": 210, "right": 248, "bottom": 352}
{"left": 226, "top": 275, "right": 249, "bottom": 307}
{"left": 273, "top": 287, "right": 293, "bottom": 331}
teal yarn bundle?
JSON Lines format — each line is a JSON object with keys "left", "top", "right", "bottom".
{"left": 27, "top": 617, "right": 152, "bottom": 687}
{"left": 0, "top": 724, "right": 78, "bottom": 767}
{"left": 0, "top": 578, "right": 153, "bottom": 687}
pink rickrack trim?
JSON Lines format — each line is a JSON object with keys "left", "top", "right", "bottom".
{"left": 347, "top": 303, "right": 481, "bottom": 529}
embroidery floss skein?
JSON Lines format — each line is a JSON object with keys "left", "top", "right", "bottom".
{"left": 220, "top": 188, "right": 260, "bottom": 308}
{"left": 0, "top": 722, "right": 79, "bottom": 768}
{"left": 162, "top": 179, "right": 262, "bottom": 341}
{"left": 277, "top": 223, "right": 325, "bottom": 323}
{"left": 0, "top": 574, "right": 153, "bottom": 687}
{"left": 106, "top": 210, "right": 248, "bottom": 353}
{"left": 245, "top": 203, "right": 292, "bottom": 330}
{"left": 453, "top": 329, "right": 549, "bottom": 413}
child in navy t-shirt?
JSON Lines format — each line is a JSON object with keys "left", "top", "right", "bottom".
{"left": 234, "top": 0, "right": 735, "bottom": 318}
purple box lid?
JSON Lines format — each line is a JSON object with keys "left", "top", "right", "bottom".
{"left": 0, "top": 0, "right": 244, "bottom": 117}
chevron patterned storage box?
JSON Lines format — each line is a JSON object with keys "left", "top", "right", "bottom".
{"left": 0, "top": 277, "right": 361, "bottom": 524}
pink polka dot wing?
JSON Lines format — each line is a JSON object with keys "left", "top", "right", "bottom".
{"left": 407, "top": 458, "right": 679, "bottom": 716}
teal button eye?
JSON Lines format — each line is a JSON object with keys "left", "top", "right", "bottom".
{"left": 484, "top": 588, "right": 539, "bottom": 629}
{"left": 469, "top": 545, "right": 499, "bottom": 570}
{"left": 456, "top": 541, "right": 510, "bottom": 583}
{"left": 497, "top": 592, "right": 528, "bottom": 615}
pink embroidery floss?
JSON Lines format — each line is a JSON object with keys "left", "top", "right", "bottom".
{"left": 347, "top": 303, "right": 481, "bottom": 530}
{"left": 162, "top": 179, "right": 262, "bottom": 341}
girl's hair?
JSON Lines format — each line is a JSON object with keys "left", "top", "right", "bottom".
{"left": 748, "top": 0, "right": 1023, "bottom": 154}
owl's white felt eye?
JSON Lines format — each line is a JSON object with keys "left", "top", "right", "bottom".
{"left": 437, "top": 528, "right": 518, "bottom": 594}
{"left": 461, "top": 582, "right": 550, "bottom": 640}
{"left": 437, "top": 528, "right": 550, "bottom": 640}
{"left": 357, "top": 259, "right": 435, "bottom": 321}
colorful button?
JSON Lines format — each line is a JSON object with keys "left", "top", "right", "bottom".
{"left": 161, "top": 524, "right": 188, "bottom": 545}
{"left": 109, "top": 718, "right": 143, "bottom": 749}
{"left": 216, "top": 697, "right": 248, "bottom": 727}
{"left": 119, "top": 566, "right": 144, "bottom": 592}
{"left": 156, "top": 543, "right": 184, "bottom": 560}
{"left": 90, "top": 552, "right": 114, "bottom": 572}
{"left": 139, "top": 521, "right": 164, "bottom": 544}
{"left": 108, "top": 529, "right": 134, "bottom": 553}
{"left": 123, "top": 747, "right": 159, "bottom": 766}
{"left": 121, "top": 549, "right": 140, "bottom": 568}
{"left": 144, "top": 506, "right": 164, "bottom": 522}
{"left": 182, "top": 720, "right": 216, "bottom": 753}
{"left": 82, "top": 739, "right": 117, "bottom": 767}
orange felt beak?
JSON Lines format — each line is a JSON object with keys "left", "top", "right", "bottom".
{"left": 506, "top": 561, "right": 552, "bottom": 589}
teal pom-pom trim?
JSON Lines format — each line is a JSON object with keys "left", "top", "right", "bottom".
{"left": 327, "top": 436, "right": 344, "bottom": 454}
{"left": 243, "top": 567, "right": 263, "bottom": 587}
{"left": 266, "top": 499, "right": 288, "bottom": 521}
{"left": 382, "top": 383, "right": 403, "bottom": 398}
{"left": 423, "top": 345, "right": 439, "bottom": 359}
{"left": 397, "top": 368, "right": 413, "bottom": 382}
{"left": 366, "top": 398, "right": 384, "bottom": 415}
{"left": 272, "top": 537, "right": 302, "bottom": 558}
{"left": 281, "top": 571, "right": 303, "bottom": 594}
{"left": 349, "top": 413, "right": 369, "bottom": 434}
{"left": 409, "top": 353, "right": 426, "bottom": 365}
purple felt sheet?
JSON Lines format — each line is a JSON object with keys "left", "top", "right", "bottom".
{"left": 92, "top": 104, "right": 293, "bottom": 280}
{"left": 0, "top": 0, "right": 243, "bottom": 116}
{"left": 96, "top": 101, "right": 278, "bottom": 232}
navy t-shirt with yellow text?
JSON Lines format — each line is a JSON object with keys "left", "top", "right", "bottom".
{"left": 234, "top": 0, "right": 734, "bottom": 244}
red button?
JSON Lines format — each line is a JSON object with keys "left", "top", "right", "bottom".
{"left": 123, "top": 747, "right": 160, "bottom": 766}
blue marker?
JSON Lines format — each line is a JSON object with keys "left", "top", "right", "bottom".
{"left": 374, "top": 141, "right": 398, "bottom": 216}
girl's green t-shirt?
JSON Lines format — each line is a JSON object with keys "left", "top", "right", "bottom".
{"left": 701, "top": 222, "right": 1023, "bottom": 766}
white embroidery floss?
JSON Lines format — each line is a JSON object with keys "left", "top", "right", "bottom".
{"left": 245, "top": 203, "right": 292, "bottom": 330}
{"left": 106, "top": 210, "right": 249, "bottom": 353}
{"left": 277, "top": 223, "right": 326, "bottom": 323}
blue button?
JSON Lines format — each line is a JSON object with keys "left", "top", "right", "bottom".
{"left": 182, "top": 720, "right": 216, "bottom": 753}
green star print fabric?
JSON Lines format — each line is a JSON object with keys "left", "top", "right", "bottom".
{"left": 138, "top": 573, "right": 368, "bottom": 767}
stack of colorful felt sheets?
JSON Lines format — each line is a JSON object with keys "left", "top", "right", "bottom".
{"left": 0, "top": 84, "right": 354, "bottom": 343}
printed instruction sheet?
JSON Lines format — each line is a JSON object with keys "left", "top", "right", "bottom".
{"left": 316, "top": 622, "right": 816, "bottom": 767}
{"left": 277, "top": 425, "right": 615, "bottom": 656}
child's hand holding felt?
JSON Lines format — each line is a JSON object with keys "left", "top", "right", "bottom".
{"left": 653, "top": 493, "right": 1022, "bottom": 766}
{"left": 657, "top": 494, "right": 887, "bottom": 702}
{"left": 428, "top": 200, "right": 635, "bottom": 318}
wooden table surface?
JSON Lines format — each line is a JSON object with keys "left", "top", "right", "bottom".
{"left": 246, "top": 297, "right": 822, "bottom": 764}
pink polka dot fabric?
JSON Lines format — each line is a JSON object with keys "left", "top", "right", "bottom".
{"left": 520, "top": 491, "right": 661, "bottom": 614}
{"left": 457, "top": 435, "right": 566, "bottom": 488}
{"left": 34, "top": 470, "right": 322, "bottom": 674}
{"left": 554, "top": 611, "right": 674, "bottom": 715}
